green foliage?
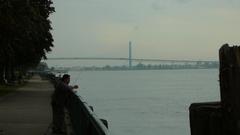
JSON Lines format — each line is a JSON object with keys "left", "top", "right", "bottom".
{"left": 36, "top": 62, "right": 49, "bottom": 71}
{"left": 0, "top": 84, "right": 25, "bottom": 96}
{"left": 0, "top": 0, "right": 55, "bottom": 83}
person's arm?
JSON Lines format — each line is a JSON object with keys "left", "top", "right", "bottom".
{"left": 68, "top": 85, "right": 79, "bottom": 93}
{"left": 69, "top": 85, "right": 78, "bottom": 89}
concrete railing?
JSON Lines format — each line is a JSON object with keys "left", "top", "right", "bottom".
{"left": 65, "top": 90, "right": 109, "bottom": 135}
{"left": 43, "top": 73, "right": 110, "bottom": 135}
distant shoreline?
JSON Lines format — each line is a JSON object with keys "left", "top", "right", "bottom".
{"left": 50, "top": 61, "right": 218, "bottom": 72}
{"left": 51, "top": 67, "right": 218, "bottom": 73}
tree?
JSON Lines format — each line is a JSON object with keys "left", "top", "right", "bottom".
{"left": 0, "top": 0, "right": 55, "bottom": 84}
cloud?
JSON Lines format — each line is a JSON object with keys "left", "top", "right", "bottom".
{"left": 151, "top": 1, "right": 164, "bottom": 11}
{"left": 151, "top": 0, "right": 191, "bottom": 12}
{"left": 176, "top": 0, "right": 191, "bottom": 4}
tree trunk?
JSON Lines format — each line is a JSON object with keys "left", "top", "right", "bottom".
{"left": 0, "top": 65, "right": 6, "bottom": 84}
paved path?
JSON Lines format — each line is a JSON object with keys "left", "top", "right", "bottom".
{"left": 0, "top": 75, "right": 54, "bottom": 135}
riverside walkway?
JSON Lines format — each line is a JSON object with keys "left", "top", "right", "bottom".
{"left": 0, "top": 75, "right": 53, "bottom": 135}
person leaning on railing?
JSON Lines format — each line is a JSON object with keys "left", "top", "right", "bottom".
{"left": 51, "top": 74, "right": 79, "bottom": 134}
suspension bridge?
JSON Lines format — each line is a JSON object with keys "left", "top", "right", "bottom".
{"left": 47, "top": 42, "right": 218, "bottom": 68}
{"left": 47, "top": 57, "right": 217, "bottom": 63}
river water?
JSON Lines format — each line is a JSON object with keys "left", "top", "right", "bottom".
{"left": 67, "top": 69, "right": 220, "bottom": 135}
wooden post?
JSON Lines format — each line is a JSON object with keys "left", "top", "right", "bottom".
{"left": 219, "top": 44, "right": 240, "bottom": 135}
{"left": 189, "top": 102, "right": 222, "bottom": 135}
{"left": 189, "top": 44, "right": 240, "bottom": 135}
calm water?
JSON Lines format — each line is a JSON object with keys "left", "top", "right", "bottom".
{"left": 68, "top": 69, "right": 220, "bottom": 135}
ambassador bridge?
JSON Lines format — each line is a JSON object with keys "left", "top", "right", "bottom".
{"left": 47, "top": 42, "right": 218, "bottom": 67}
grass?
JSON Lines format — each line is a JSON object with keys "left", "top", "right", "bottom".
{"left": 0, "top": 84, "right": 25, "bottom": 97}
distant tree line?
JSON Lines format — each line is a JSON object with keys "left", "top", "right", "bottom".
{"left": 0, "top": 0, "right": 54, "bottom": 84}
{"left": 65, "top": 61, "right": 219, "bottom": 71}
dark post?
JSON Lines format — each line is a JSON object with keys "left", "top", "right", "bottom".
{"left": 219, "top": 44, "right": 240, "bottom": 135}
{"left": 189, "top": 102, "right": 222, "bottom": 135}
{"left": 189, "top": 44, "right": 240, "bottom": 135}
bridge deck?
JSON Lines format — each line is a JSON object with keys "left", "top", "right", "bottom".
{"left": 47, "top": 57, "right": 217, "bottom": 63}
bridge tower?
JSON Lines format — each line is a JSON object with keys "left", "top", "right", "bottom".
{"left": 129, "top": 41, "right": 132, "bottom": 68}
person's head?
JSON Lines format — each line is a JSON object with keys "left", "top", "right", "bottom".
{"left": 61, "top": 74, "right": 70, "bottom": 84}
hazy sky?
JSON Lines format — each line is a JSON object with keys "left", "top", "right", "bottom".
{"left": 47, "top": 0, "right": 240, "bottom": 60}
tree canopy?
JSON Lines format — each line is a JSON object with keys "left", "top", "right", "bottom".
{"left": 0, "top": 0, "right": 55, "bottom": 83}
